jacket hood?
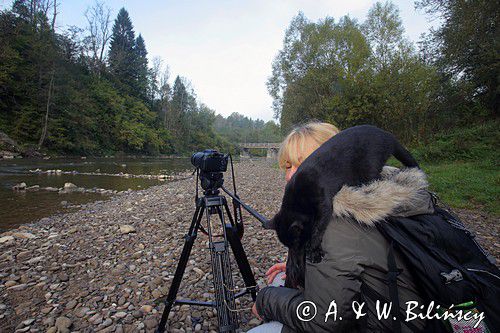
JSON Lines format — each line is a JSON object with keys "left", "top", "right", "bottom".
{"left": 332, "top": 166, "right": 434, "bottom": 226}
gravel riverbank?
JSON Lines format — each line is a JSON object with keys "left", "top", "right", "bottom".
{"left": 0, "top": 160, "right": 498, "bottom": 333}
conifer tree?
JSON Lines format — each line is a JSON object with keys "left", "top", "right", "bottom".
{"left": 108, "top": 7, "right": 136, "bottom": 92}
{"left": 134, "top": 34, "right": 149, "bottom": 102}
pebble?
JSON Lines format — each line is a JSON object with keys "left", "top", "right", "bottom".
{"left": 114, "top": 311, "right": 127, "bottom": 318}
{"left": 75, "top": 306, "right": 90, "bottom": 318}
{"left": 55, "top": 316, "right": 72, "bottom": 333}
{"left": 89, "top": 313, "right": 103, "bottom": 324}
{"left": 0, "top": 235, "right": 15, "bottom": 243}
{"left": 65, "top": 300, "right": 77, "bottom": 309}
{"left": 144, "top": 317, "right": 158, "bottom": 329}
{"left": 119, "top": 224, "right": 136, "bottom": 234}
{"left": 5, "top": 280, "right": 17, "bottom": 287}
{"left": 12, "top": 232, "right": 36, "bottom": 239}
{"left": 22, "top": 318, "right": 35, "bottom": 326}
{"left": 141, "top": 305, "right": 153, "bottom": 313}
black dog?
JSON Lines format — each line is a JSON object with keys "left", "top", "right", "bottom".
{"left": 268, "top": 125, "right": 419, "bottom": 288}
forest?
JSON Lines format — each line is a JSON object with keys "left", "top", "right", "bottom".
{"left": 268, "top": 1, "right": 498, "bottom": 143}
{"left": 0, "top": 1, "right": 280, "bottom": 156}
{"left": 0, "top": 0, "right": 498, "bottom": 160}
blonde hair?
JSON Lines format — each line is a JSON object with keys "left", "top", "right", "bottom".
{"left": 278, "top": 121, "right": 340, "bottom": 170}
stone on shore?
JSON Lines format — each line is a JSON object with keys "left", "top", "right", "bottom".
{"left": 55, "top": 316, "right": 72, "bottom": 333}
{"left": 119, "top": 224, "right": 136, "bottom": 234}
{"left": 0, "top": 235, "right": 15, "bottom": 243}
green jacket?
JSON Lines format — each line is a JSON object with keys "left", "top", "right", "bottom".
{"left": 256, "top": 167, "right": 434, "bottom": 332}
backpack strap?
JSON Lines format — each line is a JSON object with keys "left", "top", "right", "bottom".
{"left": 387, "top": 241, "right": 403, "bottom": 333}
{"left": 361, "top": 283, "right": 421, "bottom": 332}
{"left": 360, "top": 240, "right": 420, "bottom": 332}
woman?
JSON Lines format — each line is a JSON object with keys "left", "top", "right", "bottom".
{"left": 249, "top": 121, "right": 431, "bottom": 332}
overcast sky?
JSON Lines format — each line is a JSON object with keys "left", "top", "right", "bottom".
{"left": 2, "top": 0, "right": 437, "bottom": 122}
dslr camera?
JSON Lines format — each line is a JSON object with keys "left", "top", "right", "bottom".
{"left": 191, "top": 150, "right": 229, "bottom": 192}
{"left": 191, "top": 149, "right": 229, "bottom": 173}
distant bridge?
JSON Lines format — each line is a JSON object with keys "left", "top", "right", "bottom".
{"left": 238, "top": 142, "right": 281, "bottom": 159}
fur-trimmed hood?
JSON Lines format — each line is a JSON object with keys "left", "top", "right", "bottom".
{"left": 332, "top": 166, "right": 434, "bottom": 225}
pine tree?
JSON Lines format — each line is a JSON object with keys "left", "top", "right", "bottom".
{"left": 108, "top": 8, "right": 136, "bottom": 93}
{"left": 134, "top": 34, "right": 149, "bottom": 102}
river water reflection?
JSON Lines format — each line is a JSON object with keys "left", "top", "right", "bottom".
{"left": 0, "top": 156, "right": 191, "bottom": 231}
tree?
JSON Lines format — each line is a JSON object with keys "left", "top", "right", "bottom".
{"left": 416, "top": 0, "right": 500, "bottom": 115}
{"left": 267, "top": 13, "right": 372, "bottom": 132}
{"left": 108, "top": 8, "right": 136, "bottom": 93}
{"left": 84, "top": 0, "right": 111, "bottom": 75}
{"left": 134, "top": 34, "right": 149, "bottom": 102}
{"left": 363, "top": 1, "right": 405, "bottom": 71}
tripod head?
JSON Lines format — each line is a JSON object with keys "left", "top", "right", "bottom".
{"left": 191, "top": 149, "right": 229, "bottom": 194}
{"left": 191, "top": 149, "right": 272, "bottom": 229}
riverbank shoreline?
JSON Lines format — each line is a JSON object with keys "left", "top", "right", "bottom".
{"left": 0, "top": 160, "right": 287, "bottom": 333}
{"left": 0, "top": 160, "right": 498, "bottom": 333}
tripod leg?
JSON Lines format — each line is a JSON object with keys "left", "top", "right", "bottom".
{"left": 156, "top": 204, "right": 204, "bottom": 333}
{"left": 222, "top": 203, "right": 258, "bottom": 301}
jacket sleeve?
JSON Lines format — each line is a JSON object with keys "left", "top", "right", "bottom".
{"left": 255, "top": 256, "right": 365, "bottom": 333}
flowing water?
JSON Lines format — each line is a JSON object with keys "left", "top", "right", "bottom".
{"left": 0, "top": 156, "right": 191, "bottom": 231}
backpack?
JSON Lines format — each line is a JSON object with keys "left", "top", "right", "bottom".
{"left": 371, "top": 195, "right": 500, "bottom": 333}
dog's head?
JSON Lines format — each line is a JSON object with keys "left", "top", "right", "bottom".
{"left": 268, "top": 168, "right": 324, "bottom": 249}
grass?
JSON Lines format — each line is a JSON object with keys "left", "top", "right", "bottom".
{"left": 421, "top": 160, "right": 499, "bottom": 216}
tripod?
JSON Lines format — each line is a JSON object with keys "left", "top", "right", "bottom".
{"left": 156, "top": 186, "right": 259, "bottom": 333}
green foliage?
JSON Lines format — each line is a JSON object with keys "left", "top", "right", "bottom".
{"left": 0, "top": 3, "right": 269, "bottom": 156}
{"left": 411, "top": 121, "right": 500, "bottom": 163}
{"left": 214, "top": 113, "right": 281, "bottom": 144}
{"left": 388, "top": 122, "right": 499, "bottom": 215}
{"left": 423, "top": 160, "right": 499, "bottom": 216}
{"left": 416, "top": 0, "right": 499, "bottom": 114}
{"left": 269, "top": 1, "right": 497, "bottom": 144}
{"left": 108, "top": 8, "right": 137, "bottom": 94}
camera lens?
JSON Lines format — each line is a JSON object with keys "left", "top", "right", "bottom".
{"left": 191, "top": 152, "right": 204, "bottom": 168}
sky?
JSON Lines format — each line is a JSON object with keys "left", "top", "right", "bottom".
{"left": 2, "top": 0, "right": 438, "bottom": 122}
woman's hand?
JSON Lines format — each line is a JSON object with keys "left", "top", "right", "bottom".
{"left": 251, "top": 303, "right": 262, "bottom": 320}
{"left": 266, "top": 262, "right": 286, "bottom": 284}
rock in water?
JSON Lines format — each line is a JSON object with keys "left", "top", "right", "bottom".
{"left": 12, "top": 182, "right": 26, "bottom": 191}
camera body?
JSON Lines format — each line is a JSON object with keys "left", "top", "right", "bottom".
{"left": 191, "top": 149, "right": 228, "bottom": 173}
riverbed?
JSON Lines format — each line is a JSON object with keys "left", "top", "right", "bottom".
{"left": 0, "top": 160, "right": 497, "bottom": 333}
{"left": 0, "top": 157, "right": 192, "bottom": 231}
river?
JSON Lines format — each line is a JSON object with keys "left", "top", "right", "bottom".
{"left": 0, "top": 156, "right": 192, "bottom": 231}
